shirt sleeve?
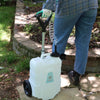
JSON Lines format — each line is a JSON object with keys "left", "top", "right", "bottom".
{"left": 42, "top": 0, "right": 56, "bottom": 12}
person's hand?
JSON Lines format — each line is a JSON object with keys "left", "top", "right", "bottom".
{"left": 36, "top": 9, "right": 52, "bottom": 18}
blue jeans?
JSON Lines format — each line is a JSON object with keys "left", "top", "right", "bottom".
{"left": 52, "top": 9, "right": 97, "bottom": 75}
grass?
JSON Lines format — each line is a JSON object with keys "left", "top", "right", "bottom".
{"left": 0, "top": 6, "right": 30, "bottom": 74}
{"left": 15, "top": 57, "right": 30, "bottom": 72}
{"left": 0, "top": 6, "right": 15, "bottom": 41}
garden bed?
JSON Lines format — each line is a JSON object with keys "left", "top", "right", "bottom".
{"left": 19, "top": 0, "right": 100, "bottom": 49}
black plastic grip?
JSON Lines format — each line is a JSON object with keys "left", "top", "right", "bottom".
{"left": 34, "top": 13, "right": 52, "bottom": 32}
{"left": 34, "top": 12, "right": 42, "bottom": 18}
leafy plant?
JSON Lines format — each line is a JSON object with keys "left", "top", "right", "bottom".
{"left": 5, "top": 52, "right": 19, "bottom": 64}
{"left": 23, "top": 24, "right": 33, "bottom": 34}
{"left": 15, "top": 57, "right": 30, "bottom": 72}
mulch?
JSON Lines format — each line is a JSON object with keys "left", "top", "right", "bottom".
{"left": 0, "top": 69, "right": 29, "bottom": 100}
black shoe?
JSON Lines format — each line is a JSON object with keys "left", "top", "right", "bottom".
{"left": 50, "top": 52, "right": 60, "bottom": 57}
{"left": 60, "top": 54, "right": 66, "bottom": 60}
{"left": 68, "top": 70, "right": 81, "bottom": 86}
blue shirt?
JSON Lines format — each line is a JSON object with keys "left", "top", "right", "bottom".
{"left": 43, "top": 0, "right": 98, "bottom": 17}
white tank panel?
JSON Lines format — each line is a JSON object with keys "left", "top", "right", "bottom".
{"left": 29, "top": 54, "right": 62, "bottom": 100}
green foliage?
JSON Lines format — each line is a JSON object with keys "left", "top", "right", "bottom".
{"left": 0, "top": 40, "right": 30, "bottom": 72}
{"left": 5, "top": 52, "right": 19, "bottom": 64}
{"left": 0, "top": 42, "right": 31, "bottom": 73}
{"left": 15, "top": 57, "right": 30, "bottom": 72}
{"left": 0, "top": 6, "right": 15, "bottom": 26}
{"left": 23, "top": 24, "right": 33, "bottom": 34}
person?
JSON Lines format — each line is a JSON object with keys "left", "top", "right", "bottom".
{"left": 37, "top": 0, "right": 98, "bottom": 86}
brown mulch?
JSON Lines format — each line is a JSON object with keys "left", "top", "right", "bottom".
{"left": 0, "top": 69, "right": 29, "bottom": 100}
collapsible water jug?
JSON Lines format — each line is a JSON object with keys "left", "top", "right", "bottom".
{"left": 29, "top": 53, "right": 62, "bottom": 100}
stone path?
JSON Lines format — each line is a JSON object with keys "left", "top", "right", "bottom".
{"left": 17, "top": 74, "right": 100, "bottom": 100}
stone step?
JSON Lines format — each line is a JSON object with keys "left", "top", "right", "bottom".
{"left": 17, "top": 74, "right": 100, "bottom": 100}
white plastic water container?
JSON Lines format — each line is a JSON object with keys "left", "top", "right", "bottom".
{"left": 29, "top": 53, "right": 62, "bottom": 100}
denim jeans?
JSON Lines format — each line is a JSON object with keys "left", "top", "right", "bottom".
{"left": 52, "top": 9, "right": 97, "bottom": 75}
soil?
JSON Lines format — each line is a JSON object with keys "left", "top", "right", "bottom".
{"left": 0, "top": 69, "right": 29, "bottom": 100}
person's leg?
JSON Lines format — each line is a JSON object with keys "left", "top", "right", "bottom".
{"left": 52, "top": 15, "right": 81, "bottom": 55}
{"left": 74, "top": 9, "right": 97, "bottom": 75}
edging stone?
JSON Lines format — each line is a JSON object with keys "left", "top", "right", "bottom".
{"left": 13, "top": 37, "right": 41, "bottom": 58}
